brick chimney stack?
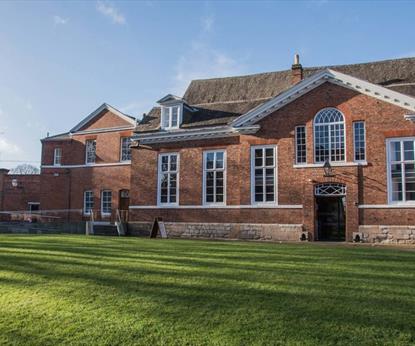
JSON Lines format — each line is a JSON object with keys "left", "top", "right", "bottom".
{"left": 291, "top": 53, "right": 303, "bottom": 85}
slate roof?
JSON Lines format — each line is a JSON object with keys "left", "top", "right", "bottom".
{"left": 136, "top": 57, "right": 415, "bottom": 132}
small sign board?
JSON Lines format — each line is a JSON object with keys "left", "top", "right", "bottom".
{"left": 150, "top": 217, "right": 168, "bottom": 238}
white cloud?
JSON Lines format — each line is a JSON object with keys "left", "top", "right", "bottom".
{"left": 173, "top": 41, "right": 246, "bottom": 95}
{"left": 0, "top": 137, "right": 21, "bottom": 155}
{"left": 96, "top": 1, "right": 126, "bottom": 24}
{"left": 201, "top": 15, "right": 214, "bottom": 33}
{"left": 53, "top": 15, "right": 68, "bottom": 25}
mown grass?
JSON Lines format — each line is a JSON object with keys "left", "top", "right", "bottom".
{"left": 0, "top": 235, "right": 414, "bottom": 345}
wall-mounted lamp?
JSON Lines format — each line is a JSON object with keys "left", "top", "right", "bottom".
{"left": 11, "top": 179, "right": 18, "bottom": 188}
{"left": 323, "top": 158, "right": 334, "bottom": 177}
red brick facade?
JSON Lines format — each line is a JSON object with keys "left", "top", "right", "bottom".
{"left": 0, "top": 170, "right": 40, "bottom": 215}
{"left": 39, "top": 107, "right": 134, "bottom": 222}
{"left": 130, "top": 82, "right": 415, "bottom": 241}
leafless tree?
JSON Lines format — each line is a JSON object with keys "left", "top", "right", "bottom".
{"left": 9, "top": 164, "right": 40, "bottom": 175}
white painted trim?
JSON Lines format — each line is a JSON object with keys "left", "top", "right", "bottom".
{"left": 133, "top": 125, "right": 260, "bottom": 144}
{"left": 386, "top": 136, "right": 415, "bottom": 205}
{"left": 293, "top": 161, "right": 368, "bottom": 168}
{"left": 202, "top": 149, "right": 227, "bottom": 206}
{"left": 232, "top": 69, "right": 415, "bottom": 128}
{"left": 71, "top": 103, "right": 136, "bottom": 132}
{"left": 0, "top": 208, "right": 83, "bottom": 215}
{"left": 41, "top": 162, "right": 131, "bottom": 169}
{"left": 71, "top": 125, "right": 135, "bottom": 136}
{"left": 160, "top": 104, "right": 183, "bottom": 130}
{"left": 157, "top": 152, "right": 180, "bottom": 207}
{"left": 250, "top": 145, "right": 278, "bottom": 206}
{"left": 358, "top": 204, "right": 415, "bottom": 209}
{"left": 313, "top": 108, "right": 346, "bottom": 164}
{"left": 129, "top": 204, "right": 303, "bottom": 209}
{"left": 353, "top": 121, "right": 367, "bottom": 163}
{"left": 157, "top": 94, "right": 183, "bottom": 104}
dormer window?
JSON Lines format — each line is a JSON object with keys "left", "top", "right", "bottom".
{"left": 161, "top": 105, "right": 181, "bottom": 130}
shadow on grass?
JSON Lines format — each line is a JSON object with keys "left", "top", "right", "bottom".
{"left": 0, "top": 236, "right": 414, "bottom": 345}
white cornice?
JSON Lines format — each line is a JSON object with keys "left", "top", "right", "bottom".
{"left": 70, "top": 103, "right": 136, "bottom": 132}
{"left": 132, "top": 125, "right": 260, "bottom": 144}
{"left": 129, "top": 204, "right": 303, "bottom": 209}
{"left": 41, "top": 162, "right": 131, "bottom": 169}
{"left": 232, "top": 69, "right": 415, "bottom": 127}
{"left": 358, "top": 204, "right": 415, "bottom": 209}
{"left": 70, "top": 125, "right": 135, "bottom": 136}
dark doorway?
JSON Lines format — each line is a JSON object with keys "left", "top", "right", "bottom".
{"left": 316, "top": 196, "right": 345, "bottom": 241}
{"left": 119, "top": 190, "right": 130, "bottom": 210}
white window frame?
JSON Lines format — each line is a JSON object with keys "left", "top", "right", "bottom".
{"left": 83, "top": 191, "right": 94, "bottom": 216}
{"left": 157, "top": 153, "right": 180, "bottom": 206}
{"left": 386, "top": 137, "right": 415, "bottom": 205}
{"left": 353, "top": 121, "right": 366, "bottom": 162}
{"left": 161, "top": 105, "right": 182, "bottom": 130}
{"left": 295, "top": 125, "right": 307, "bottom": 164}
{"left": 203, "top": 150, "right": 226, "bottom": 206}
{"left": 53, "top": 148, "right": 62, "bottom": 166}
{"left": 313, "top": 107, "right": 346, "bottom": 163}
{"left": 101, "top": 190, "right": 112, "bottom": 216}
{"left": 120, "top": 137, "right": 132, "bottom": 162}
{"left": 28, "top": 202, "right": 40, "bottom": 213}
{"left": 85, "top": 139, "right": 96, "bottom": 165}
{"left": 250, "top": 145, "right": 278, "bottom": 206}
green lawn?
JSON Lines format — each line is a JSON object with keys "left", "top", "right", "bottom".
{"left": 0, "top": 236, "right": 414, "bottom": 345}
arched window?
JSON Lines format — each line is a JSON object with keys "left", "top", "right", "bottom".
{"left": 314, "top": 108, "right": 345, "bottom": 163}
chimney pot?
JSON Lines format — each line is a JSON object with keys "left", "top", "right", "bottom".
{"left": 291, "top": 53, "right": 303, "bottom": 85}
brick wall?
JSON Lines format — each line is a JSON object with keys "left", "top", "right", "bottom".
{"left": 0, "top": 172, "right": 40, "bottom": 212}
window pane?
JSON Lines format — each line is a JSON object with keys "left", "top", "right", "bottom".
{"left": 170, "top": 155, "right": 177, "bottom": 171}
{"left": 86, "top": 140, "right": 96, "bottom": 163}
{"left": 390, "top": 142, "right": 401, "bottom": 161}
{"left": 391, "top": 163, "right": 403, "bottom": 201}
{"left": 265, "top": 148, "right": 274, "bottom": 166}
{"left": 404, "top": 141, "right": 414, "bottom": 161}
{"left": 254, "top": 149, "right": 263, "bottom": 167}
{"left": 216, "top": 152, "right": 224, "bottom": 169}
{"left": 405, "top": 163, "right": 415, "bottom": 201}
{"left": 171, "top": 107, "right": 178, "bottom": 127}
{"left": 206, "top": 153, "right": 214, "bottom": 169}
{"left": 162, "top": 108, "right": 170, "bottom": 128}
{"left": 121, "top": 137, "right": 132, "bottom": 161}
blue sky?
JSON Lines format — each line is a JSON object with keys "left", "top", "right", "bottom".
{"left": 0, "top": 0, "right": 414, "bottom": 168}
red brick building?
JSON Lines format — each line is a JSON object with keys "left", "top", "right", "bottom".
{"left": 40, "top": 103, "right": 135, "bottom": 222}
{"left": 0, "top": 169, "right": 40, "bottom": 220}
{"left": 129, "top": 57, "right": 415, "bottom": 243}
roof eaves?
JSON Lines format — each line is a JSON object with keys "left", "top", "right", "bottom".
{"left": 70, "top": 103, "right": 136, "bottom": 133}
{"left": 232, "top": 69, "right": 415, "bottom": 127}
